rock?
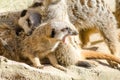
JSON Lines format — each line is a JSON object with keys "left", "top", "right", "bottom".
{"left": 0, "top": 0, "right": 33, "bottom": 13}
{"left": 0, "top": 56, "right": 72, "bottom": 80}
{"left": 0, "top": 56, "right": 120, "bottom": 80}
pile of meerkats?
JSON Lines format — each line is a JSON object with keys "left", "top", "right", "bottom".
{"left": 1, "top": 0, "right": 120, "bottom": 72}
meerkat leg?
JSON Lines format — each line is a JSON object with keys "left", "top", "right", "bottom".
{"left": 99, "top": 26, "right": 119, "bottom": 68}
{"left": 100, "top": 26, "right": 119, "bottom": 55}
{"left": 80, "top": 28, "right": 98, "bottom": 48}
{"left": 47, "top": 53, "right": 67, "bottom": 71}
{"left": 28, "top": 55, "right": 44, "bottom": 68}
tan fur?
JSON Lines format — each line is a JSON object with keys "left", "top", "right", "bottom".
{"left": 81, "top": 50, "right": 120, "bottom": 63}
{"left": 66, "top": 0, "right": 120, "bottom": 56}
{"left": 80, "top": 0, "right": 120, "bottom": 47}
{"left": 39, "top": 0, "right": 120, "bottom": 68}
{"left": 0, "top": 24, "right": 19, "bottom": 60}
{"left": 20, "top": 0, "right": 120, "bottom": 68}
{"left": 18, "top": 0, "right": 46, "bottom": 35}
{"left": 79, "top": 28, "right": 98, "bottom": 47}
{"left": 21, "top": 21, "right": 78, "bottom": 71}
{"left": 19, "top": 0, "right": 78, "bottom": 71}
{"left": 115, "top": 0, "right": 120, "bottom": 28}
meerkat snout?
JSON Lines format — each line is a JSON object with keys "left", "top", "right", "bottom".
{"left": 67, "top": 28, "right": 78, "bottom": 36}
{"left": 61, "top": 27, "right": 78, "bottom": 36}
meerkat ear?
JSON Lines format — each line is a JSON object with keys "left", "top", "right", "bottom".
{"left": 32, "top": 2, "right": 43, "bottom": 7}
{"left": 50, "top": 28, "right": 56, "bottom": 38}
{"left": 61, "top": 27, "right": 69, "bottom": 32}
{"left": 51, "top": 0, "right": 61, "bottom": 4}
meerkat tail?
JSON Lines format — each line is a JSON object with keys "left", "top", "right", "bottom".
{"left": 81, "top": 50, "right": 120, "bottom": 64}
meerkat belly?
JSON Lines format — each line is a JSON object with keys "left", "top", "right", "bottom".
{"left": 55, "top": 43, "right": 82, "bottom": 66}
{"left": 67, "top": 0, "right": 116, "bottom": 29}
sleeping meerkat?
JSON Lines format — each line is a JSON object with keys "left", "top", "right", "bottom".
{"left": 21, "top": 21, "right": 78, "bottom": 71}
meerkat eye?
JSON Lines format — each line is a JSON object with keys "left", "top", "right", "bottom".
{"left": 65, "top": 27, "right": 69, "bottom": 30}
{"left": 61, "top": 28, "right": 65, "bottom": 32}
{"left": 50, "top": 28, "right": 56, "bottom": 38}
{"left": 26, "top": 18, "right": 31, "bottom": 27}
{"left": 61, "top": 27, "right": 69, "bottom": 32}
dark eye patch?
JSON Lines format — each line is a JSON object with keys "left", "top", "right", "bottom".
{"left": 26, "top": 18, "right": 31, "bottom": 27}
{"left": 65, "top": 27, "right": 69, "bottom": 30}
{"left": 20, "top": 10, "right": 27, "bottom": 17}
{"left": 61, "top": 27, "right": 69, "bottom": 32}
{"left": 32, "top": 2, "right": 43, "bottom": 8}
{"left": 61, "top": 28, "right": 65, "bottom": 32}
{"left": 51, "top": 28, "right": 56, "bottom": 38}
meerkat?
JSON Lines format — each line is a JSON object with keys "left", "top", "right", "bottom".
{"left": 66, "top": 0, "right": 120, "bottom": 56}
{"left": 78, "top": 0, "right": 120, "bottom": 48}
{"left": 18, "top": 0, "right": 46, "bottom": 35}
{"left": 18, "top": 9, "right": 42, "bottom": 35}
{"left": 0, "top": 24, "right": 18, "bottom": 60}
{"left": 18, "top": 0, "right": 120, "bottom": 69}
{"left": 21, "top": 21, "right": 78, "bottom": 71}
{"left": 35, "top": 0, "right": 120, "bottom": 68}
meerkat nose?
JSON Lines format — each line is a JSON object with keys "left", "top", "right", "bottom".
{"left": 72, "top": 31, "right": 78, "bottom": 35}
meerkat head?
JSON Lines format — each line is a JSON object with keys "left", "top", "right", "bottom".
{"left": 50, "top": 27, "right": 78, "bottom": 42}
{"left": 35, "top": 0, "right": 61, "bottom": 7}
{"left": 30, "top": 0, "right": 46, "bottom": 15}
{"left": 48, "top": 0, "right": 61, "bottom": 4}
{"left": 32, "top": 0, "right": 60, "bottom": 7}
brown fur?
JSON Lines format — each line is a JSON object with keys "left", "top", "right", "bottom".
{"left": 115, "top": 0, "right": 120, "bottom": 28}
{"left": 20, "top": 0, "right": 120, "bottom": 68}
{"left": 18, "top": 0, "right": 46, "bottom": 35}
{"left": 21, "top": 21, "right": 78, "bottom": 71}
{"left": 1, "top": 0, "right": 120, "bottom": 71}
{"left": 40, "top": 0, "right": 120, "bottom": 68}
{"left": 66, "top": 0, "right": 120, "bottom": 56}
{"left": 0, "top": 24, "right": 19, "bottom": 60}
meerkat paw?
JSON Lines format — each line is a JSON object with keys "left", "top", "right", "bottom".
{"left": 88, "top": 60, "right": 98, "bottom": 67}
{"left": 107, "top": 60, "right": 118, "bottom": 69}
{"left": 35, "top": 65, "right": 44, "bottom": 69}
{"left": 53, "top": 64, "right": 67, "bottom": 72}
